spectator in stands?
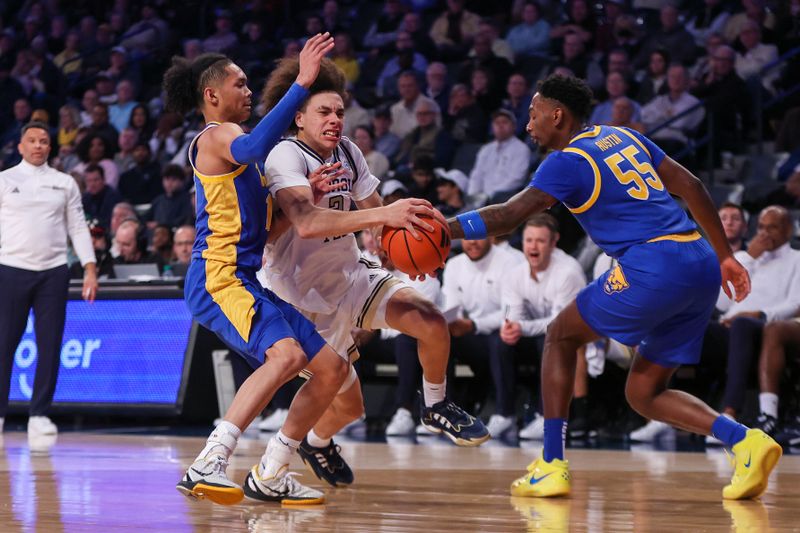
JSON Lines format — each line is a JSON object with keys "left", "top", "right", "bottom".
{"left": 445, "top": 83, "right": 488, "bottom": 145}
{"left": 609, "top": 96, "right": 644, "bottom": 132}
{"left": 686, "top": 0, "right": 732, "bottom": 48}
{"left": 146, "top": 164, "right": 193, "bottom": 229}
{"left": 47, "top": 15, "right": 68, "bottom": 55}
{"left": 53, "top": 29, "right": 81, "bottom": 76}
{"left": 1, "top": 98, "right": 32, "bottom": 154}
{"left": 330, "top": 33, "right": 359, "bottom": 86}
{"left": 372, "top": 107, "right": 401, "bottom": 161}
{"left": 470, "top": 66, "right": 504, "bottom": 116}
{"left": 407, "top": 155, "right": 441, "bottom": 205}
{"left": 703, "top": 206, "right": 800, "bottom": 439}
{"left": 691, "top": 44, "right": 752, "bottom": 156}
{"left": 81, "top": 164, "right": 121, "bottom": 231}
{"left": 203, "top": 9, "right": 239, "bottom": 54}
{"left": 549, "top": 0, "right": 596, "bottom": 49}
{"left": 425, "top": 62, "right": 450, "bottom": 114}
{"left": 353, "top": 125, "right": 389, "bottom": 180}
{"left": 81, "top": 22, "right": 114, "bottom": 77}
{"left": 113, "top": 218, "right": 159, "bottom": 267}
{"left": 114, "top": 128, "right": 138, "bottom": 175}
{"left": 634, "top": 5, "right": 696, "bottom": 69}
{"left": 148, "top": 111, "right": 184, "bottom": 165}
{"left": 442, "top": 236, "right": 524, "bottom": 418}
{"left": 150, "top": 224, "right": 173, "bottom": 265}
{"left": 128, "top": 104, "right": 154, "bottom": 142}
{"left": 502, "top": 73, "right": 533, "bottom": 138}
{"left": 172, "top": 225, "right": 196, "bottom": 265}
{"left": 606, "top": 48, "right": 637, "bottom": 92}
{"left": 182, "top": 38, "right": 204, "bottom": 62}
{"left": 594, "top": 0, "right": 628, "bottom": 53}
{"left": 109, "top": 202, "right": 137, "bottom": 253}
{"left": 719, "top": 202, "right": 749, "bottom": 253}
{"left": 735, "top": 20, "right": 779, "bottom": 93}
{"left": 435, "top": 168, "right": 472, "bottom": 216}
{"left": 118, "top": 142, "right": 162, "bottom": 205}
{"left": 105, "top": 46, "right": 142, "bottom": 93}
{"left": 469, "top": 109, "right": 531, "bottom": 203}
{"left": 477, "top": 19, "right": 514, "bottom": 64}
{"left": 80, "top": 103, "right": 118, "bottom": 152}
{"left": 589, "top": 72, "right": 641, "bottom": 125}
{"left": 79, "top": 89, "right": 97, "bottom": 127}
{"left": 506, "top": 1, "right": 551, "bottom": 59}
{"left": 342, "top": 92, "right": 370, "bottom": 140}
{"left": 74, "top": 134, "right": 119, "bottom": 189}
{"left": 754, "top": 316, "right": 800, "bottom": 439}
{"left": 401, "top": 11, "right": 437, "bottom": 60}
{"left": 56, "top": 104, "right": 80, "bottom": 151}
{"left": 377, "top": 31, "right": 428, "bottom": 100}
{"left": 0, "top": 122, "right": 97, "bottom": 438}
{"left": 71, "top": 222, "right": 115, "bottom": 279}
{"left": 641, "top": 64, "right": 705, "bottom": 155}
{"left": 381, "top": 178, "right": 408, "bottom": 204}
{"left": 363, "top": 0, "right": 405, "bottom": 53}
{"left": 109, "top": 80, "right": 138, "bottom": 134}
{"left": 636, "top": 49, "right": 670, "bottom": 105}
{"left": 496, "top": 215, "right": 588, "bottom": 439}
{"left": 429, "top": 0, "right": 481, "bottom": 60}
{"left": 390, "top": 71, "right": 439, "bottom": 139}
{"left": 395, "top": 99, "right": 454, "bottom": 169}
{"left": 723, "top": 0, "right": 777, "bottom": 45}
{"left": 121, "top": 3, "right": 169, "bottom": 55}
{"left": 461, "top": 32, "right": 513, "bottom": 97}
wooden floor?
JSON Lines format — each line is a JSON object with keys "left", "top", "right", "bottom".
{"left": 0, "top": 431, "right": 797, "bottom": 532}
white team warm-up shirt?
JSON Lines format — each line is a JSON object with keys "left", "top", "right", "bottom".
{"left": 264, "top": 136, "right": 381, "bottom": 314}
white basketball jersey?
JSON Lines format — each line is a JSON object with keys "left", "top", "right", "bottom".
{"left": 264, "top": 136, "right": 381, "bottom": 314}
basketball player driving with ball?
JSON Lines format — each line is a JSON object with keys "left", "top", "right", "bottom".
{"left": 259, "top": 58, "right": 490, "bottom": 487}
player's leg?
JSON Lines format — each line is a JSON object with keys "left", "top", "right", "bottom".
{"left": 385, "top": 287, "right": 490, "bottom": 446}
{"left": 757, "top": 320, "right": 800, "bottom": 434}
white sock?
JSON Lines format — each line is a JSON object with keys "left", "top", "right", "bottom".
{"left": 307, "top": 428, "right": 331, "bottom": 448}
{"left": 259, "top": 430, "right": 299, "bottom": 479}
{"left": 759, "top": 392, "right": 779, "bottom": 418}
{"left": 422, "top": 376, "right": 446, "bottom": 407}
{"left": 196, "top": 420, "right": 241, "bottom": 462}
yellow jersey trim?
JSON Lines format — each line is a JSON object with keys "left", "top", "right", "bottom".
{"left": 563, "top": 147, "right": 602, "bottom": 214}
{"left": 188, "top": 122, "right": 248, "bottom": 182}
{"left": 200, "top": 159, "right": 255, "bottom": 342}
{"left": 613, "top": 126, "right": 651, "bottom": 159}
{"left": 647, "top": 230, "right": 701, "bottom": 244}
{"left": 570, "top": 126, "right": 602, "bottom": 144}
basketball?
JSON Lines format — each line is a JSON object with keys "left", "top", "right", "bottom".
{"left": 382, "top": 215, "right": 451, "bottom": 276}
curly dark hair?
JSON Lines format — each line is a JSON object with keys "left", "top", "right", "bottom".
{"left": 536, "top": 74, "right": 594, "bottom": 123}
{"left": 163, "top": 53, "right": 232, "bottom": 115}
{"left": 260, "top": 57, "right": 346, "bottom": 134}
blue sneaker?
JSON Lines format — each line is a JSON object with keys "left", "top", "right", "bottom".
{"left": 298, "top": 437, "right": 354, "bottom": 487}
{"left": 419, "top": 396, "right": 490, "bottom": 446}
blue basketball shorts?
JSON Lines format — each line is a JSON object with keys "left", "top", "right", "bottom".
{"left": 576, "top": 236, "right": 721, "bottom": 367}
{"left": 184, "top": 258, "right": 326, "bottom": 369}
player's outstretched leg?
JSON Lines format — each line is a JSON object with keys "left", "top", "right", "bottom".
{"left": 386, "top": 289, "right": 490, "bottom": 446}
{"left": 245, "top": 344, "right": 349, "bottom": 505}
{"left": 511, "top": 301, "right": 598, "bottom": 498}
{"left": 177, "top": 339, "right": 312, "bottom": 505}
{"left": 298, "top": 368, "right": 362, "bottom": 487}
{"left": 624, "top": 354, "right": 782, "bottom": 500}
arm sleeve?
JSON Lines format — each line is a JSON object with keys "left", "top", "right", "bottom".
{"left": 265, "top": 142, "right": 311, "bottom": 196}
{"left": 230, "top": 83, "right": 309, "bottom": 165}
{"left": 64, "top": 177, "right": 95, "bottom": 266}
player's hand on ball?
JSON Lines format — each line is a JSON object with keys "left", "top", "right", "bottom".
{"left": 720, "top": 255, "right": 751, "bottom": 302}
{"left": 384, "top": 198, "right": 435, "bottom": 240}
{"left": 308, "top": 162, "right": 346, "bottom": 204}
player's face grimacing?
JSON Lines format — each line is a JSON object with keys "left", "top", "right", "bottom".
{"left": 526, "top": 93, "right": 558, "bottom": 149}
{"left": 214, "top": 63, "right": 252, "bottom": 123}
{"left": 296, "top": 91, "right": 344, "bottom": 157}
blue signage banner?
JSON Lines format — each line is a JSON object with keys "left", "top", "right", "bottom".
{"left": 9, "top": 299, "right": 193, "bottom": 405}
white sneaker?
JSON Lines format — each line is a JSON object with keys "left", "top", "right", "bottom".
{"left": 28, "top": 416, "right": 57, "bottom": 437}
{"left": 258, "top": 408, "right": 288, "bottom": 432}
{"left": 519, "top": 413, "right": 545, "bottom": 440}
{"left": 486, "top": 414, "right": 515, "bottom": 438}
{"left": 176, "top": 454, "right": 244, "bottom": 505}
{"left": 416, "top": 423, "right": 434, "bottom": 436}
{"left": 244, "top": 465, "right": 325, "bottom": 504}
{"left": 629, "top": 420, "right": 674, "bottom": 442}
{"left": 385, "top": 408, "right": 415, "bottom": 436}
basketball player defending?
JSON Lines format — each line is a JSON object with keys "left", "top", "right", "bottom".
{"left": 259, "top": 58, "right": 490, "bottom": 486}
{"left": 448, "top": 75, "right": 781, "bottom": 500}
{"left": 165, "top": 35, "right": 436, "bottom": 506}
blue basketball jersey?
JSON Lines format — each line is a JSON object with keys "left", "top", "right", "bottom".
{"left": 530, "top": 125, "right": 695, "bottom": 258}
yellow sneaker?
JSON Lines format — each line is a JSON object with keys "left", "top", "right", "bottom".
{"left": 722, "top": 429, "right": 782, "bottom": 500}
{"left": 510, "top": 457, "right": 571, "bottom": 498}
{"left": 722, "top": 500, "right": 770, "bottom": 532}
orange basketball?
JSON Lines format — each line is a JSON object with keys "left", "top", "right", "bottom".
{"left": 382, "top": 214, "right": 451, "bottom": 276}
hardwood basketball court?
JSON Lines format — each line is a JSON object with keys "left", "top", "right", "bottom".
{"left": 0, "top": 431, "right": 796, "bottom": 531}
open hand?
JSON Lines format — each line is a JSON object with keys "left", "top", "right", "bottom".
{"left": 296, "top": 33, "right": 335, "bottom": 88}
{"left": 308, "top": 161, "right": 346, "bottom": 204}
{"left": 720, "top": 255, "right": 751, "bottom": 303}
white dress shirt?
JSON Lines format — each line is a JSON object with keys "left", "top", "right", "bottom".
{"left": 717, "top": 244, "right": 800, "bottom": 321}
{"left": 641, "top": 91, "right": 705, "bottom": 144}
{"left": 389, "top": 95, "right": 440, "bottom": 139}
{"left": 442, "top": 245, "right": 523, "bottom": 334}
{"left": 0, "top": 159, "right": 94, "bottom": 271}
{"left": 468, "top": 136, "right": 531, "bottom": 197}
{"left": 502, "top": 249, "right": 587, "bottom": 337}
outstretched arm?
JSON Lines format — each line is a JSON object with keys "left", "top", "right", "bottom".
{"left": 658, "top": 155, "right": 750, "bottom": 301}
{"left": 446, "top": 186, "right": 557, "bottom": 240}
